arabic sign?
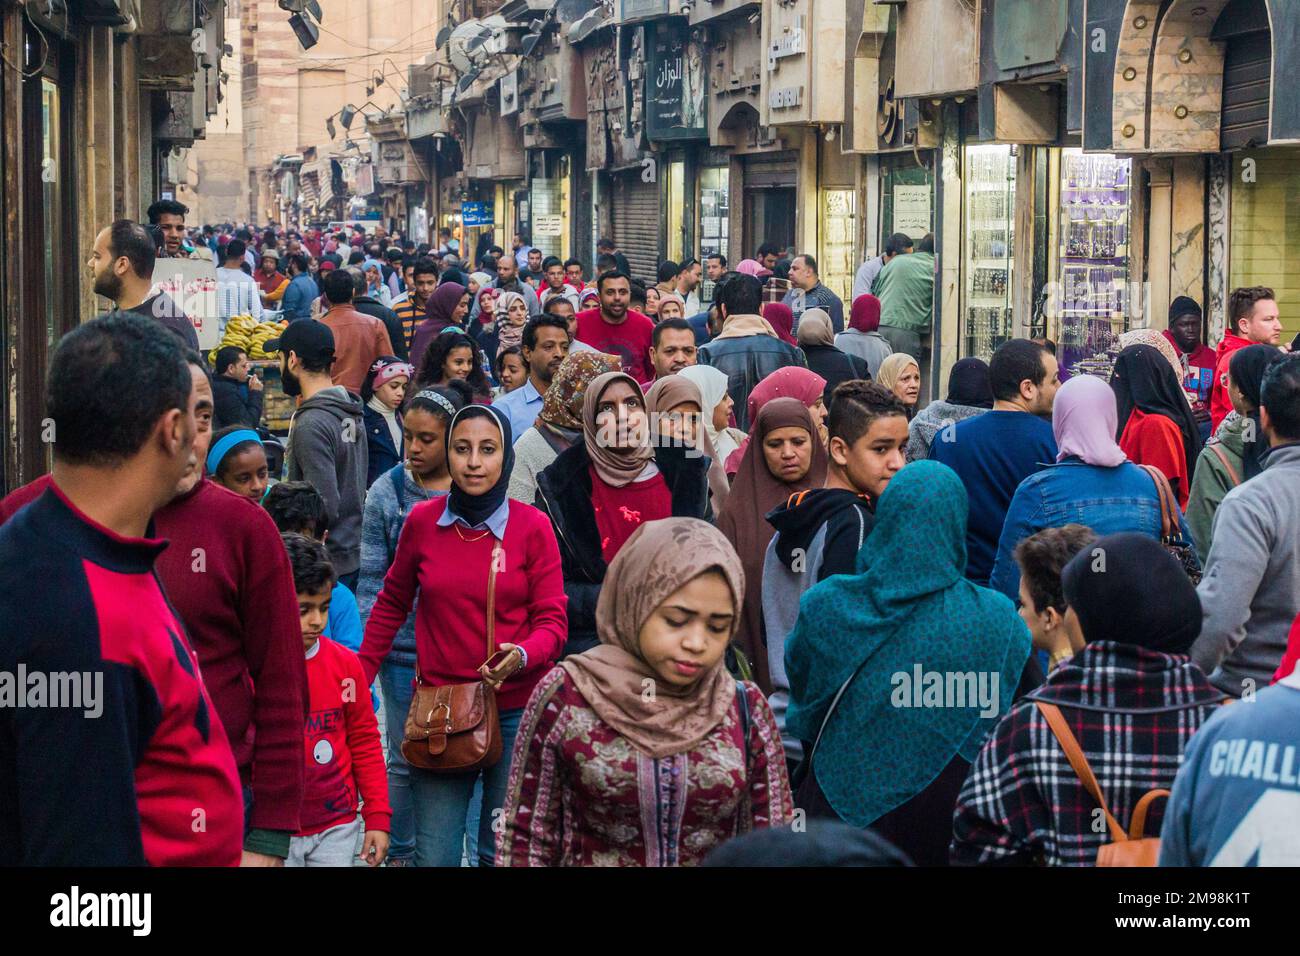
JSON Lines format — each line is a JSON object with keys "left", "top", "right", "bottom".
{"left": 893, "top": 185, "right": 932, "bottom": 240}
{"left": 461, "top": 202, "right": 494, "bottom": 227}
{"left": 647, "top": 20, "right": 707, "bottom": 141}
{"left": 150, "top": 257, "right": 220, "bottom": 349}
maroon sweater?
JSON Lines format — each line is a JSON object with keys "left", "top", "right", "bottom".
{"left": 359, "top": 497, "right": 568, "bottom": 711}
{"left": 152, "top": 480, "right": 308, "bottom": 834}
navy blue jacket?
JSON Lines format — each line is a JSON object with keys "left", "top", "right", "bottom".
{"left": 363, "top": 405, "right": 402, "bottom": 488}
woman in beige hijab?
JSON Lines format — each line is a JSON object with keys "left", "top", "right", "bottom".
{"left": 876, "top": 352, "right": 922, "bottom": 417}
{"left": 496, "top": 517, "right": 793, "bottom": 866}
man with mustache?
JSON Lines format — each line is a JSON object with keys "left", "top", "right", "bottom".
{"left": 493, "top": 314, "right": 572, "bottom": 442}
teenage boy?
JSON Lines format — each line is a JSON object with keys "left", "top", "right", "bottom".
{"left": 762, "top": 381, "right": 910, "bottom": 767}
{"left": 263, "top": 481, "right": 364, "bottom": 652}
{"left": 281, "top": 533, "right": 390, "bottom": 867}
{"left": 1013, "top": 525, "right": 1096, "bottom": 672}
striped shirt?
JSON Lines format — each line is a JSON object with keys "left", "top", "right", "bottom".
{"left": 215, "top": 268, "right": 264, "bottom": 324}
{"left": 393, "top": 297, "right": 423, "bottom": 351}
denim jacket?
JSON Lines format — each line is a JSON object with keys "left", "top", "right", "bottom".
{"left": 989, "top": 457, "right": 1195, "bottom": 602}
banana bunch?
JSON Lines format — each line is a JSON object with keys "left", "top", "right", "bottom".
{"left": 209, "top": 316, "right": 289, "bottom": 363}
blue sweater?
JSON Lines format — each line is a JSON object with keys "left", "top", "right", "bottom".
{"left": 929, "top": 410, "right": 1057, "bottom": 585}
{"left": 1159, "top": 677, "right": 1300, "bottom": 866}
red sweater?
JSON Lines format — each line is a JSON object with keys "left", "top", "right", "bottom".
{"left": 1119, "top": 408, "right": 1190, "bottom": 510}
{"left": 575, "top": 308, "right": 655, "bottom": 385}
{"left": 152, "top": 480, "right": 308, "bottom": 834}
{"left": 1209, "top": 332, "right": 1251, "bottom": 430}
{"left": 300, "top": 637, "right": 391, "bottom": 835}
{"left": 359, "top": 498, "right": 568, "bottom": 711}
{"left": 590, "top": 467, "right": 673, "bottom": 564}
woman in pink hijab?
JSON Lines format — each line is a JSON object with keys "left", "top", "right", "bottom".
{"left": 723, "top": 366, "right": 829, "bottom": 475}
{"left": 987, "top": 372, "right": 1194, "bottom": 602}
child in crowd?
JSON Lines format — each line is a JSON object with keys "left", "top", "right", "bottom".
{"left": 208, "top": 425, "right": 271, "bottom": 502}
{"left": 1012, "top": 525, "right": 1096, "bottom": 673}
{"left": 264, "top": 481, "right": 363, "bottom": 652}
{"left": 494, "top": 346, "right": 527, "bottom": 397}
{"left": 361, "top": 357, "right": 413, "bottom": 488}
{"left": 281, "top": 533, "right": 390, "bottom": 867}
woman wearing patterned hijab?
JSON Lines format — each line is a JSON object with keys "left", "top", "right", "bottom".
{"left": 497, "top": 518, "right": 794, "bottom": 866}
{"left": 535, "top": 373, "right": 712, "bottom": 656}
{"left": 507, "top": 350, "right": 621, "bottom": 505}
{"left": 785, "top": 461, "right": 1031, "bottom": 865}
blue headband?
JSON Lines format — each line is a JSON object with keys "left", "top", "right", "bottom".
{"left": 207, "top": 429, "right": 264, "bottom": 476}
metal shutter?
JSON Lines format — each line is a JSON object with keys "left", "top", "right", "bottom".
{"left": 1221, "top": 30, "right": 1271, "bottom": 149}
{"left": 611, "top": 170, "right": 660, "bottom": 281}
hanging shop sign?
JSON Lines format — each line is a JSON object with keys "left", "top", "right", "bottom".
{"left": 893, "top": 184, "right": 932, "bottom": 239}
{"left": 647, "top": 20, "right": 708, "bottom": 141}
{"left": 462, "top": 201, "right": 494, "bottom": 227}
{"left": 150, "top": 257, "right": 220, "bottom": 350}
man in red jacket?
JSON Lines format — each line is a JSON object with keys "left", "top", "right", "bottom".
{"left": 0, "top": 351, "right": 308, "bottom": 866}
{"left": 1210, "top": 286, "right": 1284, "bottom": 431}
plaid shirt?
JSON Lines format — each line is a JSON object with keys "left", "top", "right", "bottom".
{"left": 762, "top": 277, "right": 790, "bottom": 305}
{"left": 950, "top": 642, "right": 1223, "bottom": 866}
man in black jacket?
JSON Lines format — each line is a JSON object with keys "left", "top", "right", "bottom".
{"left": 347, "top": 267, "right": 407, "bottom": 361}
{"left": 697, "top": 273, "right": 807, "bottom": 430}
{"left": 211, "top": 345, "right": 265, "bottom": 430}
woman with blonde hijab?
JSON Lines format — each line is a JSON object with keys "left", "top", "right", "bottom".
{"left": 497, "top": 517, "right": 794, "bottom": 866}
{"left": 876, "top": 352, "right": 922, "bottom": 416}
{"left": 678, "top": 364, "right": 746, "bottom": 466}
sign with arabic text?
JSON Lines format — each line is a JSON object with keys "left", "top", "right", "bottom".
{"left": 647, "top": 20, "right": 707, "bottom": 141}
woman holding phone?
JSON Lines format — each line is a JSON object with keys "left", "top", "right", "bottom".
{"left": 358, "top": 404, "right": 568, "bottom": 866}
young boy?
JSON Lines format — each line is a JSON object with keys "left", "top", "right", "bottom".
{"left": 282, "top": 532, "right": 390, "bottom": 867}
{"left": 264, "top": 481, "right": 363, "bottom": 651}
{"left": 1013, "top": 525, "right": 1095, "bottom": 672}
{"left": 763, "top": 380, "right": 910, "bottom": 766}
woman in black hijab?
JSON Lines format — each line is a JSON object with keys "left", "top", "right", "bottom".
{"left": 946, "top": 357, "right": 995, "bottom": 409}
{"left": 904, "top": 357, "right": 993, "bottom": 461}
{"left": 1111, "top": 344, "right": 1202, "bottom": 508}
{"left": 1229, "top": 344, "right": 1284, "bottom": 480}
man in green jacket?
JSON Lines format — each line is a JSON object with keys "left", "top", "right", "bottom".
{"left": 873, "top": 232, "right": 935, "bottom": 397}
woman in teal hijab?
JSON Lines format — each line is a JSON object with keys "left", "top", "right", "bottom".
{"left": 785, "top": 460, "right": 1031, "bottom": 865}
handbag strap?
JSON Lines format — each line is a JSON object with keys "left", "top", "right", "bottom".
{"left": 1035, "top": 701, "right": 1126, "bottom": 842}
{"left": 1137, "top": 464, "right": 1177, "bottom": 540}
{"left": 486, "top": 544, "right": 500, "bottom": 659}
{"left": 735, "top": 680, "right": 751, "bottom": 778}
{"left": 804, "top": 657, "right": 871, "bottom": 775}
{"left": 1206, "top": 443, "right": 1242, "bottom": 488}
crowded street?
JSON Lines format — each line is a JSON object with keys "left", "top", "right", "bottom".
{"left": 0, "top": 0, "right": 1298, "bottom": 923}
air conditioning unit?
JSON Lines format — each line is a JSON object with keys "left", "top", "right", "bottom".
{"left": 409, "top": 64, "right": 436, "bottom": 98}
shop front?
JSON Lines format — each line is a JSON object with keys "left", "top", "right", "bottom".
{"left": 960, "top": 144, "right": 1016, "bottom": 361}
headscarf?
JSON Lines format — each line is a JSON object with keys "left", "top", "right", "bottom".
{"left": 646, "top": 374, "right": 730, "bottom": 510}
{"left": 362, "top": 258, "right": 385, "bottom": 293}
{"left": 1228, "top": 343, "right": 1283, "bottom": 479}
{"left": 468, "top": 271, "right": 493, "bottom": 293}
{"left": 445, "top": 404, "right": 514, "bottom": 528}
{"left": 582, "top": 371, "right": 655, "bottom": 488}
{"left": 411, "top": 281, "right": 467, "bottom": 370}
{"left": 717, "top": 398, "right": 828, "bottom": 692}
{"left": 678, "top": 364, "right": 743, "bottom": 465}
{"left": 876, "top": 353, "right": 919, "bottom": 394}
{"left": 537, "top": 351, "right": 622, "bottom": 443}
{"left": 657, "top": 291, "right": 686, "bottom": 316}
{"left": 1111, "top": 344, "right": 1202, "bottom": 484}
{"left": 784, "top": 461, "right": 1030, "bottom": 827}
{"left": 849, "top": 294, "right": 882, "bottom": 334}
{"left": 744, "top": 366, "right": 826, "bottom": 432}
{"left": 440, "top": 267, "right": 469, "bottom": 288}
{"left": 1117, "top": 328, "right": 1183, "bottom": 386}
{"left": 494, "top": 290, "right": 528, "bottom": 356}
{"left": 736, "top": 259, "right": 764, "bottom": 277}
{"left": 762, "top": 302, "right": 797, "bottom": 345}
{"left": 579, "top": 287, "right": 600, "bottom": 308}
{"left": 1062, "top": 532, "right": 1201, "bottom": 653}
{"left": 945, "top": 357, "right": 994, "bottom": 409}
{"left": 795, "top": 308, "right": 835, "bottom": 348}
{"left": 1052, "top": 373, "right": 1126, "bottom": 467}
{"left": 559, "top": 518, "right": 745, "bottom": 759}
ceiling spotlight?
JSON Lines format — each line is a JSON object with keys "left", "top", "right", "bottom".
{"left": 288, "top": 12, "right": 319, "bottom": 49}
{"left": 373, "top": 71, "right": 386, "bottom": 87}
{"left": 365, "top": 82, "right": 375, "bottom": 96}
{"left": 339, "top": 104, "right": 357, "bottom": 129}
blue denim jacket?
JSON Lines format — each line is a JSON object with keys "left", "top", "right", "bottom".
{"left": 989, "top": 457, "right": 1195, "bottom": 602}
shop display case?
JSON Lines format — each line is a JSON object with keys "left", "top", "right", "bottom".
{"left": 962, "top": 145, "right": 1016, "bottom": 361}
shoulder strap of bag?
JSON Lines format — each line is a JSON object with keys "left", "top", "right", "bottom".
{"left": 804, "top": 657, "right": 872, "bottom": 775}
{"left": 1206, "top": 443, "right": 1242, "bottom": 488}
{"left": 486, "top": 544, "right": 500, "bottom": 659}
{"left": 389, "top": 466, "right": 408, "bottom": 516}
{"left": 1137, "top": 464, "right": 1176, "bottom": 540}
{"left": 1035, "top": 701, "right": 1126, "bottom": 842}
{"left": 736, "top": 680, "right": 751, "bottom": 777}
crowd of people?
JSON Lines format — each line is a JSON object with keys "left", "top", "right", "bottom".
{"left": 2, "top": 202, "right": 1299, "bottom": 869}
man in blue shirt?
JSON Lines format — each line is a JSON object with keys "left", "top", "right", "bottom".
{"left": 1160, "top": 667, "right": 1300, "bottom": 866}
{"left": 280, "top": 252, "right": 319, "bottom": 322}
{"left": 493, "top": 314, "right": 571, "bottom": 442}
{"left": 930, "top": 339, "right": 1059, "bottom": 585}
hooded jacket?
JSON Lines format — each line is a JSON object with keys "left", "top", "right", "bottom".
{"left": 1209, "top": 332, "right": 1251, "bottom": 430}
{"left": 534, "top": 440, "right": 711, "bottom": 658}
{"left": 285, "top": 386, "right": 368, "bottom": 576}
{"left": 1185, "top": 413, "right": 1248, "bottom": 558}
{"left": 761, "top": 488, "right": 874, "bottom": 760}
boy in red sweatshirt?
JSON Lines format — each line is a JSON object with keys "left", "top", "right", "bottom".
{"left": 283, "top": 532, "right": 391, "bottom": 867}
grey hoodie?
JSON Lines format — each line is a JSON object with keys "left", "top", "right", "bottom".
{"left": 285, "top": 385, "right": 368, "bottom": 576}
{"left": 1192, "top": 442, "right": 1300, "bottom": 695}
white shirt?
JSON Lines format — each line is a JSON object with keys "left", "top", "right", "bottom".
{"left": 216, "top": 267, "right": 264, "bottom": 323}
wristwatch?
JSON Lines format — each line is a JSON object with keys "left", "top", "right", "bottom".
{"left": 516, "top": 646, "right": 528, "bottom": 673}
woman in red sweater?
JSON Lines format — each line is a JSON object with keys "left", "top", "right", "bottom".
{"left": 358, "top": 404, "right": 568, "bottom": 866}
{"left": 1111, "top": 343, "right": 1203, "bottom": 509}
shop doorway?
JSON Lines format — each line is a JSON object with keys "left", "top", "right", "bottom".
{"left": 744, "top": 187, "right": 796, "bottom": 257}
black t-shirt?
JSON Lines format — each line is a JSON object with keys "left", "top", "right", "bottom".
{"left": 123, "top": 293, "right": 199, "bottom": 351}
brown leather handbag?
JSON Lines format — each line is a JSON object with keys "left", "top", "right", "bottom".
{"left": 400, "top": 546, "right": 504, "bottom": 773}
{"left": 1036, "top": 701, "right": 1168, "bottom": 866}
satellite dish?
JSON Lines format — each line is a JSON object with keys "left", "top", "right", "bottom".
{"left": 447, "top": 20, "right": 492, "bottom": 74}
{"left": 457, "top": 67, "right": 481, "bottom": 94}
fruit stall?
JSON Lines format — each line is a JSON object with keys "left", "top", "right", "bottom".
{"left": 208, "top": 314, "right": 296, "bottom": 435}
